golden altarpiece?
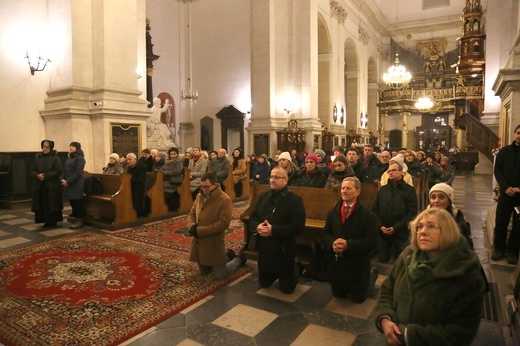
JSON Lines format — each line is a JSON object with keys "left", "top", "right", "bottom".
{"left": 276, "top": 115, "right": 306, "bottom": 153}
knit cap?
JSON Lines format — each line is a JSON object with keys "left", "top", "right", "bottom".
{"left": 314, "top": 149, "right": 326, "bottom": 159}
{"left": 279, "top": 151, "right": 292, "bottom": 161}
{"left": 70, "top": 142, "right": 81, "bottom": 150}
{"left": 429, "top": 183, "right": 454, "bottom": 203}
{"left": 305, "top": 154, "right": 319, "bottom": 165}
{"left": 390, "top": 156, "right": 408, "bottom": 173}
{"left": 109, "top": 153, "right": 120, "bottom": 161}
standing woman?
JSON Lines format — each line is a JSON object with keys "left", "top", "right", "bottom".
{"left": 230, "top": 147, "right": 247, "bottom": 197}
{"left": 31, "top": 140, "right": 63, "bottom": 227}
{"left": 61, "top": 142, "right": 86, "bottom": 229}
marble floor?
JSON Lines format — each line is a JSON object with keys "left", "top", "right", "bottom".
{"left": 0, "top": 171, "right": 516, "bottom": 346}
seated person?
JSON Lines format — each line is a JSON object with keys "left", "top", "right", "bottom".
{"left": 102, "top": 153, "right": 123, "bottom": 175}
{"left": 292, "top": 154, "right": 327, "bottom": 188}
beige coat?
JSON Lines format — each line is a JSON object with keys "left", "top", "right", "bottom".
{"left": 187, "top": 185, "right": 232, "bottom": 266}
{"left": 230, "top": 158, "right": 247, "bottom": 184}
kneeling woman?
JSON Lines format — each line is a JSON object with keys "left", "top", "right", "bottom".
{"left": 375, "top": 208, "right": 485, "bottom": 345}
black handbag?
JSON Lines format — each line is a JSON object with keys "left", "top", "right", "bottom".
{"left": 248, "top": 232, "right": 258, "bottom": 250}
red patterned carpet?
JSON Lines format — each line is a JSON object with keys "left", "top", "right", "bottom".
{"left": 0, "top": 232, "right": 252, "bottom": 346}
{"left": 113, "top": 207, "right": 246, "bottom": 253}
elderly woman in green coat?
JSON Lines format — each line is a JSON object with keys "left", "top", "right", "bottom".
{"left": 375, "top": 208, "right": 485, "bottom": 345}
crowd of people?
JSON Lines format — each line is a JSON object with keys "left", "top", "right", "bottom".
{"left": 30, "top": 127, "right": 520, "bottom": 345}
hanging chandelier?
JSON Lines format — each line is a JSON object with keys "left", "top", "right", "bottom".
{"left": 181, "top": 78, "right": 198, "bottom": 101}
{"left": 415, "top": 96, "right": 434, "bottom": 112}
{"left": 383, "top": 53, "right": 411, "bottom": 90}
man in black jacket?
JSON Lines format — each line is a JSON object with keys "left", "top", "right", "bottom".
{"left": 491, "top": 124, "right": 520, "bottom": 264}
{"left": 372, "top": 161, "right": 418, "bottom": 263}
{"left": 126, "top": 153, "right": 148, "bottom": 216}
{"left": 249, "top": 166, "right": 306, "bottom": 294}
{"left": 321, "top": 177, "right": 378, "bottom": 303}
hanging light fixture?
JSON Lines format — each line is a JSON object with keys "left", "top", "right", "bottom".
{"left": 383, "top": 53, "right": 411, "bottom": 90}
{"left": 415, "top": 95, "right": 434, "bottom": 112}
{"left": 181, "top": 1, "right": 198, "bottom": 102}
{"left": 333, "top": 104, "right": 338, "bottom": 123}
{"left": 383, "top": 0, "right": 411, "bottom": 90}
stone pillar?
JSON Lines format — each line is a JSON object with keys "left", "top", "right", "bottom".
{"left": 401, "top": 112, "right": 409, "bottom": 148}
{"left": 40, "top": 0, "right": 149, "bottom": 172}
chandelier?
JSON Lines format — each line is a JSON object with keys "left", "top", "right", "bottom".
{"left": 415, "top": 96, "right": 434, "bottom": 112}
{"left": 383, "top": 53, "right": 411, "bottom": 90}
{"left": 181, "top": 78, "right": 198, "bottom": 101}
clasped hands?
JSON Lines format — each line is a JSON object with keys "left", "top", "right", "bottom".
{"left": 188, "top": 224, "right": 198, "bottom": 237}
{"left": 505, "top": 186, "right": 520, "bottom": 197}
{"left": 332, "top": 238, "right": 347, "bottom": 254}
{"left": 256, "top": 220, "right": 272, "bottom": 237}
{"left": 380, "top": 226, "right": 395, "bottom": 235}
{"left": 37, "top": 173, "right": 45, "bottom": 181}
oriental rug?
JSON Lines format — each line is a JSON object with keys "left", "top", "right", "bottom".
{"left": 0, "top": 232, "right": 252, "bottom": 346}
{"left": 113, "top": 207, "right": 246, "bottom": 253}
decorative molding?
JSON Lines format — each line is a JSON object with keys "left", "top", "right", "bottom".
{"left": 377, "top": 46, "right": 389, "bottom": 60}
{"left": 330, "top": 1, "right": 348, "bottom": 24}
{"left": 358, "top": 25, "right": 370, "bottom": 45}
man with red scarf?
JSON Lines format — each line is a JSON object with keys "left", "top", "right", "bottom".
{"left": 321, "top": 177, "right": 378, "bottom": 303}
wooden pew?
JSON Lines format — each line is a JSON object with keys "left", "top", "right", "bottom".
{"left": 147, "top": 170, "right": 168, "bottom": 218}
{"left": 222, "top": 167, "right": 235, "bottom": 200}
{"left": 81, "top": 173, "right": 137, "bottom": 230}
{"left": 413, "top": 170, "right": 430, "bottom": 211}
{"left": 177, "top": 168, "right": 194, "bottom": 215}
{"left": 240, "top": 181, "right": 379, "bottom": 263}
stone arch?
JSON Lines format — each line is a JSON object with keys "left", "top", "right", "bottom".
{"left": 317, "top": 14, "right": 332, "bottom": 128}
{"left": 344, "top": 39, "right": 359, "bottom": 130}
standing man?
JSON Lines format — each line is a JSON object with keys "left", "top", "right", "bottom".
{"left": 346, "top": 148, "right": 367, "bottom": 182}
{"left": 126, "top": 153, "right": 148, "bottom": 216}
{"left": 321, "top": 177, "right": 378, "bottom": 303}
{"left": 249, "top": 166, "right": 306, "bottom": 294}
{"left": 491, "top": 124, "right": 520, "bottom": 264}
{"left": 372, "top": 160, "right": 418, "bottom": 263}
{"left": 187, "top": 172, "right": 246, "bottom": 279}
{"left": 362, "top": 144, "right": 382, "bottom": 182}
{"left": 378, "top": 151, "right": 391, "bottom": 177}
{"left": 209, "top": 148, "right": 230, "bottom": 191}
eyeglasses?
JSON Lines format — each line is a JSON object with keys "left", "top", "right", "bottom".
{"left": 387, "top": 169, "right": 401, "bottom": 173}
{"left": 200, "top": 184, "right": 214, "bottom": 189}
{"left": 415, "top": 223, "right": 439, "bottom": 233}
{"left": 269, "top": 175, "right": 286, "bottom": 180}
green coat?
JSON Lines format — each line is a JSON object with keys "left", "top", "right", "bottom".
{"left": 188, "top": 185, "right": 232, "bottom": 267}
{"left": 375, "top": 238, "right": 485, "bottom": 345}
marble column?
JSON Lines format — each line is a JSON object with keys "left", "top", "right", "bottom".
{"left": 40, "top": 0, "right": 149, "bottom": 171}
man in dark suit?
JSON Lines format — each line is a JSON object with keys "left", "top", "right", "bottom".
{"left": 249, "top": 166, "right": 306, "bottom": 294}
{"left": 126, "top": 153, "right": 148, "bottom": 216}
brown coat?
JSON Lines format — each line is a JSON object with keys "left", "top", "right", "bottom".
{"left": 230, "top": 158, "right": 247, "bottom": 184}
{"left": 187, "top": 185, "right": 232, "bottom": 266}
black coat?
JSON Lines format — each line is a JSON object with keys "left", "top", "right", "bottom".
{"left": 249, "top": 186, "right": 306, "bottom": 273}
{"left": 31, "top": 150, "right": 63, "bottom": 213}
{"left": 292, "top": 168, "right": 327, "bottom": 188}
{"left": 62, "top": 149, "right": 86, "bottom": 200}
{"left": 494, "top": 141, "right": 520, "bottom": 193}
{"left": 321, "top": 200, "right": 378, "bottom": 290}
{"left": 127, "top": 160, "right": 147, "bottom": 214}
{"left": 372, "top": 179, "right": 418, "bottom": 239}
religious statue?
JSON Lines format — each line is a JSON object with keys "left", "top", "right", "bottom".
{"left": 147, "top": 97, "right": 176, "bottom": 149}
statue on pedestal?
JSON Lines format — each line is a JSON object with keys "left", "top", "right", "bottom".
{"left": 147, "top": 97, "right": 176, "bottom": 149}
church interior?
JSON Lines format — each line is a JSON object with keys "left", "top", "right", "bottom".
{"left": 1, "top": 0, "right": 520, "bottom": 344}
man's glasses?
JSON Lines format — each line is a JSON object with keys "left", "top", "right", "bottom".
{"left": 269, "top": 175, "right": 286, "bottom": 180}
{"left": 200, "top": 184, "right": 214, "bottom": 189}
{"left": 415, "top": 223, "right": 439, "bottom": 233}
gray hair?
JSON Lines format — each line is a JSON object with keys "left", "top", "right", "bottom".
{"left": 342, "top": 176, "right": 361, "bottom": 190}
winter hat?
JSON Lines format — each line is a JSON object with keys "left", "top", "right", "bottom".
{"left": 41, "top": 139, "right": 54, "bottom": 150}
{"left": 305, "top": 154, "right": 319, "bottom": 165}
{"left": 314, "top": 149, "right": 326, "bottom": 160}
{"left": 158, "top": 152, "right": 167, "bottom": 160}
{"left": 279, "top": 151, "right": 292, "bottom": 161}
{"left": 185, "top": 147, "right": 193, "bottom": 154}
{"left": 259, "top": 154, "right": 268, "bottom": 161}
{"left": 109, "top": 153, "right": 120, "bottom": 161}
{"left": 332, "top": 146, "right": 344, "bottom": 154}
{"left": 70, "top": 142, "right": 81, "bottom": 150}
{"left": 429, "top": 183, "right": 454, "bottom": 203}
{"left": 389, "top": 156, "right": 408, "bottom": 173}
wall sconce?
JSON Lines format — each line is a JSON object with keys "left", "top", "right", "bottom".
{"left": 333, "top": 104, "right": 338, "bottom": 123}
{"left": 360, "top": 112, "right": 368, "bottom": 128}
{"left": 25, "top": 51, "right": 51, "bottom": 75}
{"left": 340, "top": 107, "right": 345, "bottom": 125}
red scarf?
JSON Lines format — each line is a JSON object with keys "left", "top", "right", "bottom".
{"left": 341, "top": 200, "right": 357, "bottom": 223}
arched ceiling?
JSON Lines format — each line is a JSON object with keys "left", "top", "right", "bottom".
{"left": 370, "top": 0, "right": 487, "bottom": 25}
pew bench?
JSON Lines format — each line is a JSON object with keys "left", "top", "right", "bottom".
{"left": 240, "top": 181, "right": 380, "bottom": 264}
{"left": 80, "top": 172, "right": 137, "bottom": 230}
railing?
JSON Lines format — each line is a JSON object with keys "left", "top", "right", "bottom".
{"left": 464, "top": 113, "right": 498, "bottom": 162}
